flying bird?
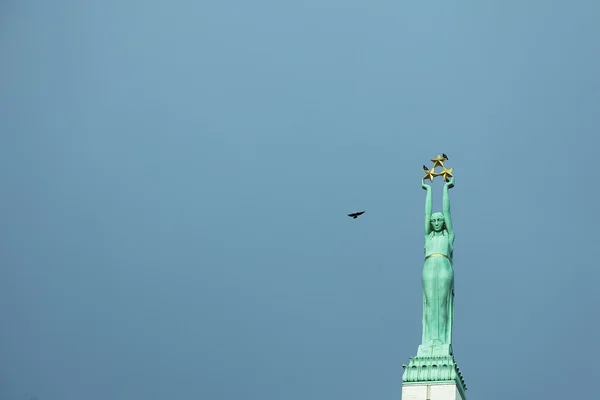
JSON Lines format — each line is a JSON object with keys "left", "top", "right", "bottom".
{"left": 348, "top": 211, "right": 365, "bottom": 219}
{"left": 442, "top": 153, "right": 448, "bottom": 160}
{"left": 422, "top": 165, "right": 429, "bottom": 171}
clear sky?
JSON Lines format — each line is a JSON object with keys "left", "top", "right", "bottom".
{"left": 1, "top": 1, "right": 599, "bottom": 399}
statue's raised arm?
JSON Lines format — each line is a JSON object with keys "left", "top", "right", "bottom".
{"left": 442, "top": 176, "right": 455, "bottom": 244}
{"left": 422, "top": 179, "right": 432, "bottom": 236}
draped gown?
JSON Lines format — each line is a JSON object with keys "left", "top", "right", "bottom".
{"left": 422, "top": 230, "right": 454, "bottom": 346}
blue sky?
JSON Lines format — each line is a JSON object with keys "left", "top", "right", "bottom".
{"left": 1, "top": 1, "right": 599, "bottom": 399}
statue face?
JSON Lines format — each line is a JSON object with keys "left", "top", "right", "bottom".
{"left": 430, "top": 213, "right": 445, "bottom": 232}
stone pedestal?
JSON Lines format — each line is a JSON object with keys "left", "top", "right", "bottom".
{"left": 401, "top": 345, "right": 467, "bottom": 400}
{"left": 402, "top": 382, "right": 464, "bottom": 400}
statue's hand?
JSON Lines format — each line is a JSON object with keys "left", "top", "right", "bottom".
{"left": 422, "top": 179, "right": 431, "bottom": 190}
{"left": 445, "top": 176, "right": 455, "bottom": 189}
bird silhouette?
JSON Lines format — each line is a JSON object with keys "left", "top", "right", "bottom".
{"left": 348, "top": 211, "right": 365, "bottom": 219}
{"left": 442, "top": 153, "right": 448, "bottom": 160}
{"left": 422, "top": 165, "right": 429, "bottom": 171}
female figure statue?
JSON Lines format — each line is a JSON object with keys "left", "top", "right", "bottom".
{"left": 421, "top": 176, "right": 455, "bottom": 347}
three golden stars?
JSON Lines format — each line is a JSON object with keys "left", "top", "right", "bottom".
{"left": 422, "top": 154, "right": 454, "bottom": 182}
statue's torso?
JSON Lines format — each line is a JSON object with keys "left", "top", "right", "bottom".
{"left": 424, "top": 233, "right": 452, "bottom": 258}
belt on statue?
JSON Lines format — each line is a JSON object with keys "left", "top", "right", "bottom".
{"left": 425, "top": 253, "right": 449, "bottom": 260}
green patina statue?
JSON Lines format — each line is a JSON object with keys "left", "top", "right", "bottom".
{"left": 402, "top": 157, "right": 466, "bottom": 396}
{"left": 421, "top": 176, "right": 455, "bottom": 348}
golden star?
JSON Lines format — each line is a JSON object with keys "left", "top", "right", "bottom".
{"left": 423, "top": 167, "right": 437, "bottom": 182}
{"left": 430, "top": 154, "right": 447, "bottom": 168}
{"left": 439, "top": 166, "right": 453, "bottom": 182}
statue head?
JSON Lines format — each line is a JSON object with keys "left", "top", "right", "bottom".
{"left": 430, "top": 212, "right": 445, "bottom": 232}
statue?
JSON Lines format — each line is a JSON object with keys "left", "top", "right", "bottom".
{"left": 421, "top": 175, "right": 455, "bottom": 347}
{"left": 419, "top": 153, "right": 456, "bottom": 353}
{"left": 402, "top": 155, "right": 467, "bottom": 397}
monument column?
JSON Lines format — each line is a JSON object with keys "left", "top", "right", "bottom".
{"left": 401, "top": 154, "right": 467, "bottom": 400}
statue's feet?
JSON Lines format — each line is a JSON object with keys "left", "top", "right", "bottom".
{"left": 423, "top": 339, "right": 444, "bottom": 347}
{"left": 417, "top": 341, "right": 452, "bottom": 357}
